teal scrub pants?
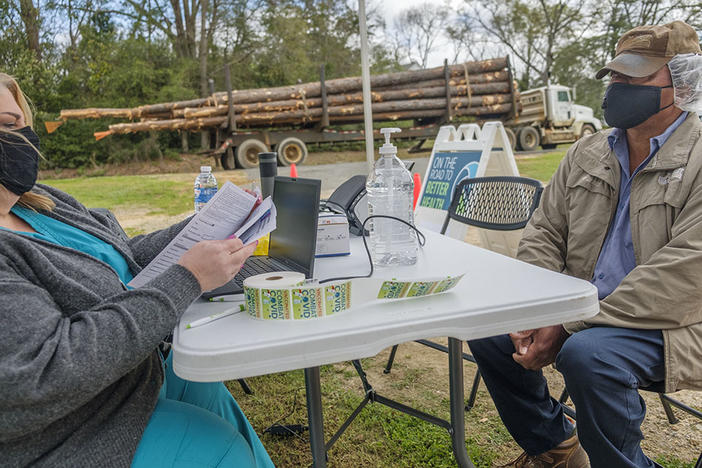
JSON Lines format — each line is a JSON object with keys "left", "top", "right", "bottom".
{"left": 131, "top": 354, "right": 275, "bottom": 467}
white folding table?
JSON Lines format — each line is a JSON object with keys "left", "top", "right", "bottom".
{"left": 173, "top": 231, "right": 598, "bottom": 467}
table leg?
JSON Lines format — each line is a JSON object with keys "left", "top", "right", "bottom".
{"left": 449, "top": 338, "right": 476, "bottom": 468}
{"left": 304, "top": 367, "right": 327, "bottom": 468}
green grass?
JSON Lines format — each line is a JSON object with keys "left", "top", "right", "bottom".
{"left": 654, "top": 456, "right": 696, "bottom": 468}
{"left": 230, "top": 360, "right": 503, "bottom": 468}
{"left": 515, "top": 146, "right": 570, "bottom": 183}
{"left": 41, "top": 175, "right": 192, "bottom": 215}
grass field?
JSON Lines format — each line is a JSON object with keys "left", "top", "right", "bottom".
{"left": 40, "top": 152, "right": 700, "bottom": 468}
{"left": 44, "top": 174, "right": 194, "bottom": 216}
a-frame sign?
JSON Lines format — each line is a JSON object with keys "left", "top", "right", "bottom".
{"left": 415, "top": 121, "right": 524, "bottom": 257}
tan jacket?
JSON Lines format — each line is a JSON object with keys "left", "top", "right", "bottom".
{"left": 518, "top": 113, "right": 702, "bottom": 392}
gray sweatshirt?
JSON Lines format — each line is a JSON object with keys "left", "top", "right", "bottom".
{"left": 0, "top": 184, "right": 202, "bottom": 467}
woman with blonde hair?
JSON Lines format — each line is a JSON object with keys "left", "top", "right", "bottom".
{"left": 0, "top": 73, "right": 274, "bottom": 467}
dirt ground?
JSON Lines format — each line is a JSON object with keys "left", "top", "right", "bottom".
{"left": 41, "top": 151, "right": 701, "bottom": 463}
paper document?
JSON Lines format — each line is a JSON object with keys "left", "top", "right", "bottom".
{"left": 233, "top": 197, "right": 276, "bottom": 244}
{"left": 128, "top": 182, "right": 277, "bottom": 288}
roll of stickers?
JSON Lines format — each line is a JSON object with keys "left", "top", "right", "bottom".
{"left": 243, "top": 270, "right": 465, "bottom": 321}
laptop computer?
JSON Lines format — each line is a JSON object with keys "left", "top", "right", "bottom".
{"left": 201, "top": 176, "right": 321, "bottom": 299}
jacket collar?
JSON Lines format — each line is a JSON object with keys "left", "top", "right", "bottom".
{"left": 574, "top": 130, "right": 619, "bottom": 190}
{"left": 642, "top": 112, "right": 701, "bottom": 172}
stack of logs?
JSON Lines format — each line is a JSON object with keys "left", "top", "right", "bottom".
{"left": 60, "top": 57, "right": 517, "bottom": 135}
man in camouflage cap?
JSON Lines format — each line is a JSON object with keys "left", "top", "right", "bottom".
{"left": 469, "top": 20, "right": 702, "bottom": 468}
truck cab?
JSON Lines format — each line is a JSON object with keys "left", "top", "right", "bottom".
{"left": 548, "top": 85, "right": 602, "bottom": 137}
{"left": 508, "top": 84, "right": 602, "bottom": 151}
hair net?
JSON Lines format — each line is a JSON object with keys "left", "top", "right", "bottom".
{"left": 668, "top": 53, "right": 702, "bottom": 113}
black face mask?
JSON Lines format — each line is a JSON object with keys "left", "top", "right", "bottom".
{"left": 601, "top": 82, "right": 674, "bottom": 130}
{"left": 0, "top": 126, "right": 41, "bottom": 196}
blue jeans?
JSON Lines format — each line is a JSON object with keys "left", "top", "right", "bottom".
{"left": 131, "top": 353, "right": 275, "bottom": 467}
{"left": 468, "top": 327, "right": 665, "bottom": 468}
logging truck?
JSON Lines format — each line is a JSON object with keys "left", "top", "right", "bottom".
{"left": 58, "top": 57, "right": 600, "bottom": 169}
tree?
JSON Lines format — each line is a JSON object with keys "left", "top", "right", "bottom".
{"left": 45, "top": 0, "right": 101, "bottom": 56}
{"left": 469, "top": 0, "right": 596, "bottom": 88}
{"left": 393, "top": 2, "right": 451, "bottom": 68}
{"left": 446, "top": 11, "right": 498, "bottom": 64}
{"left": 587, "top": 0, "right": 702, "bottom": 67}
{"left": 253, "top": 0, "right": 369, "bottom": 85}
{"left": 18, "top": 0, "right": 41, "bottom": 58}
{"left": 0, "top": 0, "right": 402, "bottom": 167}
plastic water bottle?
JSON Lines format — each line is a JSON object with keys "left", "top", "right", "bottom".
{"left": 193, "top": 166, "right": 218, "bottom": 212}
{"left": 366, "top": 128, "right": 417, "bottom": 266}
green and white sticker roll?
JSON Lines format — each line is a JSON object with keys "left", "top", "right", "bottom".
{"left": 244, "top": 271, "right": 305, "bottom": 320}
{"left": 243, "top": 271, "right": 465, "bottom": 321}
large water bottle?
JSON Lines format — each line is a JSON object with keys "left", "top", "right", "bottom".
{"left": 193, "top": 166, "right": 218, "bottom": 212}
{"left": 366, "top": 128, "right": 417, "bottom": 266}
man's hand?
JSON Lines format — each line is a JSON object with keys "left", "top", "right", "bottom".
{"left": 510, "top": 325, "right": 569, "bottom": 370}
{"left": 510, "top": 329, "right": 535, "bottom": 355}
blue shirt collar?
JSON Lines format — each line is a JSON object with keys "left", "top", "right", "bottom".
{"left": 607, "top": 111, "right": 688, "bottom": 177}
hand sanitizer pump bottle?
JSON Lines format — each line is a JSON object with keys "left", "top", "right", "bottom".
{"left": 365, "top": 128, "right": 418, "bottom": 266}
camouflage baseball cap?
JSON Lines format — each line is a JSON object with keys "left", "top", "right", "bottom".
{"left": 596, "top": 20, "right": 701, "bottom": 79}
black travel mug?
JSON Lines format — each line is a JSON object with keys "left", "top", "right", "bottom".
{"left": 258, "top": 152, "right": 277, "bottom": 199}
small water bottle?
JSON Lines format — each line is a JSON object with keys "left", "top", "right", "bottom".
{"left": 193, "top": 166, "right": 218, "bottom": 212}
{"left": 366, "top": 128, "right": 417, "bottom": 266}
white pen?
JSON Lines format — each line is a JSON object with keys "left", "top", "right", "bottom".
{"left": 208, "top": 293, "right": 245, "bottom": 302}
{"left": 186, "top": 304, "right": 245, "bottom": 329}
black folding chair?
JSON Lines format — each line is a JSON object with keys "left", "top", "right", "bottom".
{"left": 383, "top": 176, "right": 544, "bottom": 410}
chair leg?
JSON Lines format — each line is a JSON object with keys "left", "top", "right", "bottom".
{"left": 659, "top": 393, "right": 679, "bottom": 424}
{"left": 558, "top": 388, "right": 569, "bottom": 404}
{"left": 464, "top": 369, "right": 481, "bottom": 411}
{"left": 558, "top": 387, "right": 577, "bottom": 420}
{"left": 238, "top": 378, "right": 253, "bottom": 395}
{"left": 383, "top": 345, "right": 399, "bottom": 374}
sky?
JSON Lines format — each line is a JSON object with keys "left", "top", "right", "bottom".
{"left": 377, "top": 0, "right": 468, "bottom": 68}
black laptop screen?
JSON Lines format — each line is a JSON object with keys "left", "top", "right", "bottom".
{"left": 269, "top": 176, "right": 321, "bottom": 276}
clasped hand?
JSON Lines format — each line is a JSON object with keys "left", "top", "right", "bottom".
{"left": 510, "top": 325, "right": 569, "bottom": 370}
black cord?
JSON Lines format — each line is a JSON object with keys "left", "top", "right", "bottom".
{"left": 263, "top": 388, "right": 309, "bottom": 440}
{"left": 319, "top": 215, "right": 426, "bottom": 284}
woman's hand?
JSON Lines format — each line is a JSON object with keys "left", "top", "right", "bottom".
{"left": 177, "top": 237, "right": 257, "bottom": 292}
{"left": 244, "top": 188, "right": 262, "bottom": 213}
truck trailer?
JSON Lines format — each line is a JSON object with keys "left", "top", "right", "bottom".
{"left": 58, "top": 58, "right": 601, "bottom": 168}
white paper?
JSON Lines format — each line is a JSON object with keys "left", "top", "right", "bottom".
{"left": 234, "top": 197, "right": 277, "bottom": 244}
{"left": 128, "top": 182, "right": 274, "bottom": 288}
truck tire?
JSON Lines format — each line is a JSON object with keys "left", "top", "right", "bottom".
{"left": 580, "top": 124, "right": 596, "bottom": 138}
{"left": 221, "top": 146, "right": 236, "bottom": 170}
{"left": 518, "top": 126, "right": 540, "bottom": 152}
{"left": 276, "top": 137, "right": 308, "bottom": 166}
{"left": 236, "top": 139, "right": 268, "bottom": 169}
{"left": 504, "top": 127, "right": 516, "bottom": 150}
